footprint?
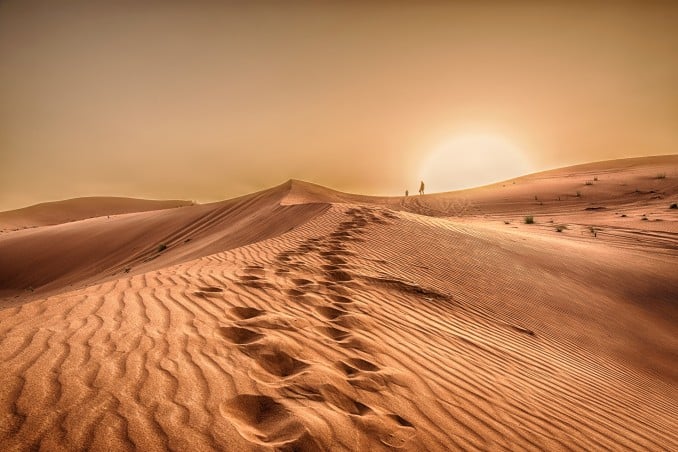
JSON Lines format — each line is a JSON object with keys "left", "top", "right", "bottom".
{"left": 285, "top": 288, "right": 306, "bottom": 297}
{"left": 332, "top": 315, "right": 367, "bottom": 330}
{"left": 230, "top": 307, "right": 264, "bottom": 320}
{"left": 324, "top": 256, "right": 347, "bottom": 265}
{"left": 218, "top": 326, "right": 263, "bottom": 344}
{"left": 325, "top": 270, "right": 353, "bottom": 282}
{"left": 315, "top": 306, "right": 347, "bottom": 320}
{"left": 388, "top": 414, "right": 414, "bottom": 427}
{"left": 336, "top": 361, "right": 360, "bottom": 377}
{"left": 252, "top": 349, "right": 309, "bottom": 377}
{"left": 330, "top": 231, "right": 352, "bottom": 239}
{"left": 318, "top": 326, "right": 351, "bottom": 342}
{"left": 275, "top": 252, "right": 297, "bottom": 262}
{"left": 292, "top": 278, "right": 314, "bottom": 287}
{"left": 237, "top": 279, "right": 273, "bottom": 289}
{"left": 348, "top": 358, "right": 379, "bottom": 372}
{"left": 220, "top": 395, "right": 313, "bottom": 446}
{"left": 319, "top": 385, "right": 372, "bottom": 416}
{"left": 329, "top": 294, "right": 353, "bottom": 304}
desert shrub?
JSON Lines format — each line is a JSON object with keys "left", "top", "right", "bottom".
{"left": 157, "top": 243, "right": 168, "bottom": 252}
{"left": 656, "top": 173, "right": 666, "bottom": 179}
{"left": 585, "top": 181, "right": 593, "bottom": 185}
{"left": 576, "top": 191, "right": 582, "bottom": 197}
{"left": 593, "top": 176, "right": 598, "bottom": 181}
{"left": 670, "top": 203, "right": 677, "bottom": 209}
{"left": 555, "top": 225, "right": 568, "bottom": 232}
{"left": 524, "top": 215, "right": 534, "bottom": 224}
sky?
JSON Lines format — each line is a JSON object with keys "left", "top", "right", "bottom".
{"left": 1, "top": 1, "right": 677, "bottom": 210}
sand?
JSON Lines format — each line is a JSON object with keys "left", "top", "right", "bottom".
{"left": 0, "top": 155, "right": 676, "bottom": 450}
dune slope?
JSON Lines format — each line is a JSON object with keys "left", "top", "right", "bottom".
{"left": 0, "top": 156, "right": 677, "bottom": 451}
{"left": 0, "top": 183, "right": 328, "bottom": 302}
{"left": 0, "top": 197, "right": 194, "bottom": 231}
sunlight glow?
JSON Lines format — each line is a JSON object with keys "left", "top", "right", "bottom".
{"left": 418, "top": 134, "right": 532, "bottom": 193}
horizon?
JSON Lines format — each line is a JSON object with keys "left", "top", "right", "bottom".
{"left": 2, "top": 152, "right": 677, "bottom": 212}
{"left": 2, "top": 1, "right": 678, "bottom": 210}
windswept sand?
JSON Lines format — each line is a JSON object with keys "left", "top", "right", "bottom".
{"left": 0, "top": 156, "right": 677, "bottom": 450}
{"left": 0, "top": 197, "right": 194, "bottom": 232}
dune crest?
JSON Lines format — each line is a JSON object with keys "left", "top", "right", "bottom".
{"left": 0, "top": 155, "right": 677, "bottom": 450}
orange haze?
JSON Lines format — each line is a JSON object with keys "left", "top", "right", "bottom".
{"left": 1, "top": 1, "right": 677, "bottom": 210}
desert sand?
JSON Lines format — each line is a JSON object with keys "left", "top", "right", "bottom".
{"left": 0, "top": 155, "right": 676, "bottom": 451}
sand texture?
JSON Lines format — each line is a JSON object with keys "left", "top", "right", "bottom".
{"left": 0, "top": 156, "right": 677, "bottom": 451}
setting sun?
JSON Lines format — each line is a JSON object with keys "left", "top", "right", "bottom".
{"left": 419, "top": 134, "right": 532, "bottom": 193}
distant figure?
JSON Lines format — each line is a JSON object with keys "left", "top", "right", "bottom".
{"left": 405, "top": 189, "right": 409, "bottom": 197}
{"left": 419, "top": 180, "right": 425, "bottom": 195}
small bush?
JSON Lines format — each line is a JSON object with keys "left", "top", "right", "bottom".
{"left": 585, "top": 181, "right": 593, "bottom": 186}
{"left": 641, "top": 216, "right": 648, "bottom": 221}
{"left": 621, "top": 214, "right": 627, "bottom": 217}
{"left": 524, "top": 215, "right": 534, "bottom": 224}
{"left": 656, "top": 173, "right": 666, "bottom": 179}
{"left": 157, "top": 243, "right": 168, "bottom": 252}
{"left": 576, "top": 191, "right": 582, "bottom": 197}
{"left": 555, "top": 225, "right": 568, "bottom": 232}
{"left": 593, "top": 176, "right": 598, "bottom": 181}
{"left": 503, "top": 220, "right": 511, "bottom": 225}
{"left": 670, "top": 203, "right": 677, "bottom": 209}
{"left": 588, "top": 226, "right": 598, "bottom": 237}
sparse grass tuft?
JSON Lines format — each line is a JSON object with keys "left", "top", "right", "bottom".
{"left": 656, "top": 173, "right": 666, "bottom": 179}
{"left": 503, "top": 220, "right": 511, "bottom": 225}
{"left": 524, "top": 215, "right": 534, "bottom": 224}
{"left": 593, "top": 176, "right": 598, "bottom": 181}
{"left": 585, "top": 181, "right": 593, "bottom": 185}
{"left": 576, "top": 191, "right": 582, "bottom": 197}
{"left": 588, "top": 226, "right": 598, "bottom": 237}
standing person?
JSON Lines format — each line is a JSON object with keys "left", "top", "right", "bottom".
{"left": 405, "top": 189, "right": 409, "bottom": 197}
{"left": 419, "top": 180, "right": 425, "bottom": 195}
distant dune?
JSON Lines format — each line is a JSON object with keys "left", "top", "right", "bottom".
{"left": 0, "top": 155, "right": 676, "bottom": 450}
{"left": 0, "top": 197, "right": 194, "bottom": 231}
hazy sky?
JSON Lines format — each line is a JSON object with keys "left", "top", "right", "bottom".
{"left": 1, "top": 1, "right": 677, "bottom": 210}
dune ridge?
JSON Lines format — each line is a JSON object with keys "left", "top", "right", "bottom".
{"left": 0, "top": 197, "right": 194, "bottom": 231}
{"left": 0, "top": 156, "right": 677, "bottom": 450}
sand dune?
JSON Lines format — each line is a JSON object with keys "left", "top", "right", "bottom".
{"left": 0, "top": 197, "right": 194, "bottom": 231}
{"left": 0, "top": 185, "right": 327, "bottom": 302}
{"left": 0, "top": 156, "right": 677, "bottom": 450}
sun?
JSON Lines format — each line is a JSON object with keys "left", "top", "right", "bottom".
{"left": 418, "top": 133, "right": 532, "bottom": 193}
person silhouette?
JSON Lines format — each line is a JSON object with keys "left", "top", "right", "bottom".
{"left": 405, "top": 189, "right": 409, "bottom": 197}
{"left": 419, "top": 180, "right": 425, "bottom": 195}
